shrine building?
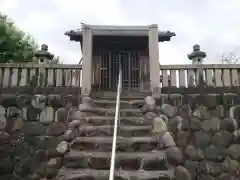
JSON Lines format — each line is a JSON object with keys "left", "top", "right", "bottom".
{"left": 65, "top": 24, "right": 175, "bottom": 96}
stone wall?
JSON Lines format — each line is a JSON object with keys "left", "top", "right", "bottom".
{"left": 0, "top": 94, "right": 79, "bottom": 180}
{"left": 152, "top": 93, "right": 240, "bottom": 180}
{"left": 1, "top": 92, "right": 240, "bottom": 180}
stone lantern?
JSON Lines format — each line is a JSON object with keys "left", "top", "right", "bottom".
{"left": 187, "top": 45, "right": 207, "bottom": 86}
{"left": 34, "top": 44, "right": 54, "bottom": 65}
{"left": 188, "top": 44, "right": 206, "bottom": 64}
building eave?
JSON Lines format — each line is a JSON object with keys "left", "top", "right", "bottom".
{"left": 64, "top": 25, "right": 176, "bottom": 42}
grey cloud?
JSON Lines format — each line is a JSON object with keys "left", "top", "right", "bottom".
{"left": 1, "top": 0, "right": 240, "bottom": 64}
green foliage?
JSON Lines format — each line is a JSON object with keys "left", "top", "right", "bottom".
{"left": 0, "top": 12, "right": 38, "bottom": 63}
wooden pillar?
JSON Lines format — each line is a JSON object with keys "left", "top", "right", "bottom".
{"left": 148, "top": 24, "right": 161, "bottom": 96}
{"left": 81, "top": 26, "right": 93, "bottom": 96}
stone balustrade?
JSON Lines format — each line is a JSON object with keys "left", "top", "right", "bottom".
{"left": 0, "top": 64, "right": 82, "bottom": 95}
{"left": 160, "top": 64, "right": 240, "bottom": 89}
{"left": 1, "top": 63, "right": 240, "bottom": 95}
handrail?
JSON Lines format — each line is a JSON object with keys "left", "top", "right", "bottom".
{"left": 109, "top": 66, "right": 122, "bottom": 180}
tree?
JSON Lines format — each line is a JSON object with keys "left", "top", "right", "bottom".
{"left": 0, "top": 12, "right": 38, "bottom": 63}
{"left": 220, "top": 52, "right": 240, "bottom": 64}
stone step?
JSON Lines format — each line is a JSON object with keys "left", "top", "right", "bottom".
{"left": 79, "top": 125, "right": 152, "bottom": 137}
{"left": 64, "top": 151, "right": 167, "bottom": 170}
{"left": 71, "top": 136, "right": 158, "bottom": 152}
{"left": 91, "top": 91, "right": 151, "bottom": 99}
{"left": 74, "top": 136, "right": 156, "bottom": 144}
{"left": 78, "top": 116, "right": 151, "bottom": 126}
{"left": 57, "top": 168, "right": 174, "bottom": 180}
{"left": 79, "top": 107, "right": 142, "bottom": 116}
{"left": 92, "top": 99, "right": 144, "bottom": 109}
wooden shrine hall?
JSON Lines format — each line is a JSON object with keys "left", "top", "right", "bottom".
{"left": 65, "top": 24, "right": 176, "bottom": 96}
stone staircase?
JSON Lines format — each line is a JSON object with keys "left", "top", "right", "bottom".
{"left": 56, "top": 96, "right": 178, "bottom": 180}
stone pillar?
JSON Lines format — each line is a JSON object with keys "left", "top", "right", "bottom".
{"left": 81, "top": 26, "right": 93, "bottom": 96}
{"left": 148, "top": 24, "right": 161, "bottom": 96}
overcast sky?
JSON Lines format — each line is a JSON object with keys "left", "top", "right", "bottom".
{"left": 1, "top": 0, "right": 240, "bottom": 64}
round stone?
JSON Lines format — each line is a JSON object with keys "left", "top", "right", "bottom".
{"left": 212, "top": 131, "right": 232, "bottom": 148}
{"left": 31, "top": 94, "right": 46, "bottom": 110}
{"left": 204, "top": 146, "right": 227, "bottom": 161}
{"left": 201, "top": 117, "right": 221, "bottom": 133}
{"left": 216, "top": 174, "right": 235, "bottom": 180}
{"left": 175, "top": 131, "right": 191, "bottom": 149}
{"left": 175, "top": 166, "right": 191, "bottom": 180}
{"left": 190, "top": 117, "right": 202, "bottom": 131}
{"left": 0, "top": 115, "right": 7, "bottom": 131}
{"left": 193, "top": 105, "right": 210, "bottom": 120}
{"left": 193, "top": 131, "right": 211, "bottom": 149}
{"left": 40, "top": 107, "right": 54, "bottom": 124}
{"left": 55, "top": 108, "right": 68, "bottom": 123}
{"left": 144, "top": 112, "right": 158, "bottom": 121}
{"left": 184, "top": 160, "right": 200, "bottom": 180}
{"left": 160, "top": 132, "right": 176, "bottom": 148}
{"left": 161, "top": 104, "right": 177, "bottom": 118}
{"left": 144, "top": 96, "right": 156, "bottom": 112}
{"left": 0, "top": 131, "right": 10, "bottom": 145}
{"left": 47, "top": 123, "right": 67, "bottom": 136}
{"left": 221, "top": 117, "right": 238, "bottom": 132}
{"left": 228, "top": 144, "right": 240, "bottom": 160}
{"left": 62, "top": 129, "right": 76, "bottom": 142}
{"left": 68, "top": 120, "right": 81, "bottom": 129}
{"left": 56, "top": 141, "right": 69, "bottom": 154}
{"left": 152, "top": 116, "right": 168, "bottom": 134}
{"left": 166, "top": 147, "right": 183, "bottom": 166}
{"left": 199, "top": 161, "right": 222, "bottom": 177}
{"left": 178, "top": 104, "right": 192, "bottom": 119}
{"left": 26, "top": 105, "right": 41, "bottom": 121}
{"left": 23, "top": 122, "right": 46, "bottom": 136}
{"left": 12, "top": 117, "right": 24, "bottom": 132}
{"left": 233, "top": 129, "right": 240, "bottom": 143}
{"left": 223, "top": 156, "right": 240, "bottom": 174}
{"left": 185, "top": 145, "right": 204, "bottom": 161}
{"left": 35, "top": 149, "right": 48, "bottom": 162}
{"left": 7, "top": 107, "right": 21, "bottom": 118}
{"left": 0, "top": 105, "right": 6, "bottom": 116}
{"left": 168, "top": 116, "right": 183, "bottom": 133}
{"left": 197, "top": 175, "right": 215, "bottom": 180}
